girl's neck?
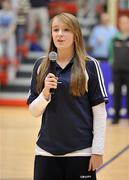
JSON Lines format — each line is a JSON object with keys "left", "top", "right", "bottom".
{"left": 57, "top": 49, "right": 74, "bottom": 63}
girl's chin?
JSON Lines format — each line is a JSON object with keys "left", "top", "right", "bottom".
{"left": 55, "top": 44, "right": 73, "bottom": 50}
{"left": 56, "top": 45, "right": 65, "bottom": 49}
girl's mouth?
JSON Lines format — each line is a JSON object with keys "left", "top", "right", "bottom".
{"left": 57, "top": 39, "right": 64, "bottom": 42}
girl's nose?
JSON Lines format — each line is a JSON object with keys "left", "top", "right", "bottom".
{"left": 58, "top": 29, "right": 63, "bottom": 36}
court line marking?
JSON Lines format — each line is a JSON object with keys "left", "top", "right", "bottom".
{"left": 97, "top": 144, "right": 129, "bottom": 172}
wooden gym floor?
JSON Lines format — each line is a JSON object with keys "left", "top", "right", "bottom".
{"left": 0, "top": 106, "right": 129, "bottom": 180}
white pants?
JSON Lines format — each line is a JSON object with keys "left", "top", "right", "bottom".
{"left": 0, "top": 28, "right": 17, "bottom": 82}
{"left": 28, "top": 7, "right": 49, "bottom": 50}
{"left": 0, "top": 36, "right": 16, "bottom": 61}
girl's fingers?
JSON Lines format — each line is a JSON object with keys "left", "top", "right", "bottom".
{"left": 46, "top": 77, "right": 58, "bottom": 83}
{"left": 46, "top": 82, "right": 57, "bottom": 89}
{"left": 46, "top": 82, "right": 57, "bottom": 86}
{"left": 92, "top": 164, "right": 96, "bottom": 171}
{"left": 88, "top": 157, "right": 98, "bottom": 171}
{"left": 46, "top": 73, "right": 58, "bottom": 79}
{"left": 88, "top": 158, "right": 92, "bottom": 171}
{"left": 47, "top": 73, "right": 56, "bottom": 78}
{"left": 44, "top": 74, "right": 58, "bottom": 90}
{"left": 88, "top": 156, "right": 103, "bottom": 172}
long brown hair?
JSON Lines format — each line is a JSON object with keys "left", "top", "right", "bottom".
{"left": 36, "top": 13, "right": 87, "bottom": 96}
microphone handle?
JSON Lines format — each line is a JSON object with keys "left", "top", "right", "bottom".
{"left": 49, "top": 61, "right": 56, "bottom": 94}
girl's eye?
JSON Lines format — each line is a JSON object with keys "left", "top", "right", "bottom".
{"left": 64, "top": 28, "right": 70, "bottom": 31}
{"left": 53, "top": 28, "right": 59, "bottom": 32}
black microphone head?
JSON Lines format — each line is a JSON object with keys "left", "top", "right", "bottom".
{"left": 49, "top": 51, "right": 57, "bottom": 61}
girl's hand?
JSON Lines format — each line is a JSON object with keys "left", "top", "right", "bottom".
{"left": 43, "top": 73, "right": 58, "bottom": 98}
{"left": 88, "top": 154, "right": 103, "bottom": 171}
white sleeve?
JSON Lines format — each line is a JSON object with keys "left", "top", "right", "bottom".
{"left": 29, "top": 92, "right": 51, "bottom": 117}
{"left": 92, "top": 102, "right": 107, "bottom": 155}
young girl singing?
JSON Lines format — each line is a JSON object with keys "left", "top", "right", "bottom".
{"left": 27, "top": 12, "right": 108, "bottom": 180}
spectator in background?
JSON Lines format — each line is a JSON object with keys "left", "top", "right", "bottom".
{"left": 77, "top": 0, "right": 98, "bottom": 47}
{"left": 12, "top": 0, "right": 29, "bottom": 61}
{"left": 109, "top": 15, "right": 129, "bottom": 124}
{"left": 12, "top": 0, "right": 29, "bottom": 46}
{"left": 28, "top": 0, "right": 50, "bottom": 51}
{"left": 89, "top": 12, "right": 117, "bottom": 61}
{"left": 0, "top": 0, "right": 17, "bottom": 82}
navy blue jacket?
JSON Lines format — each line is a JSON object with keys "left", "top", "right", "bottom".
{"left": 27, "top": 56, "right": 108, "bottom": 155}
{"left": 112, "top": 37, "right": 129, "bottom": 72}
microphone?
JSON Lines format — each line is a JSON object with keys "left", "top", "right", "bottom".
{"left": 49, "top": 51, "right": 57, "bottom": 93}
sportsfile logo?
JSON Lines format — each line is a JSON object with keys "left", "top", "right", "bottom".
{"left": 80, "top": 175, "right": 92, "bottom": 179}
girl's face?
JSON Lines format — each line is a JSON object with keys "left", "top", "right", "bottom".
{"left": 119, "top": 17, "right": 129, "bottom": 33}
{"left": 52, "top": 17, "right": 74, "bottom": 51}
{"left": 2, "top": 1, "right": 11, "bottom": 10}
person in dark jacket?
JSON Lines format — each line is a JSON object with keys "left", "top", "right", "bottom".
{"left": 109, "top": 15, "right": 129, "bottom": 124}
{"left": 27, "top": 13, "right": 108, "bottom": 180}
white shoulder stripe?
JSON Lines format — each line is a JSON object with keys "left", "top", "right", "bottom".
{"left": 89, "top": 57, "right": 108, "bottom": 98}
{"left": 94, "top": 59, "right": 108, "bottom": 97}
{"left": 85, "top": 69, "right": 89, "bottom": 92}
{"left": 36, "top": 55, "right": 46, "bottom": 61}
